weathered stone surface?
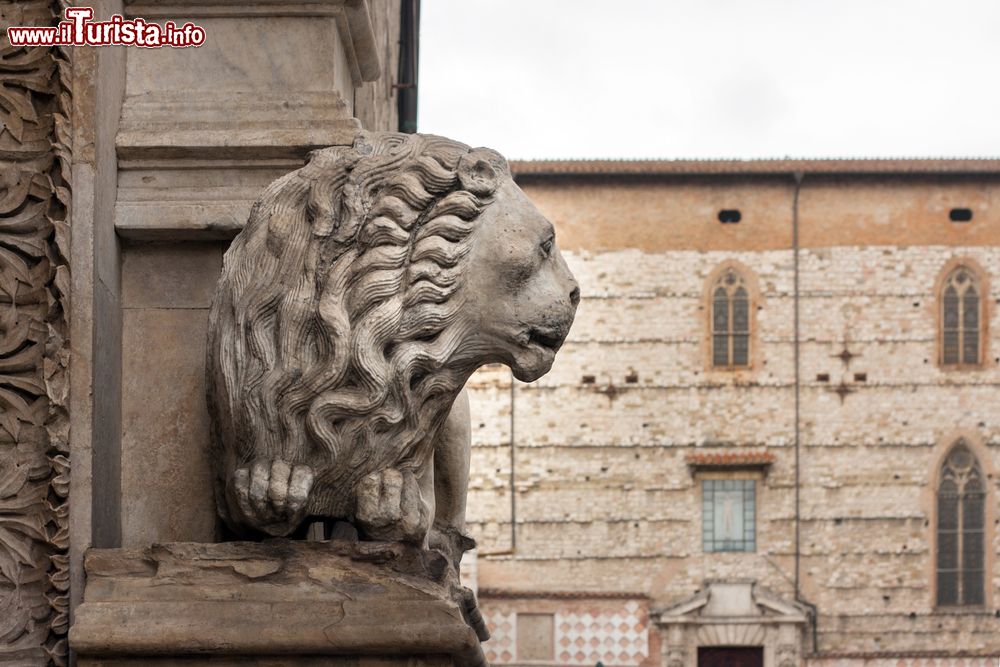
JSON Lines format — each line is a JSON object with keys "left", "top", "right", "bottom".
{"left": 69, "top": 0, "right": 130, "bottom": 634}
{"left": 121, "top": 308, "right": 216, "bottom": 545}
{"left": 121, "top": 243, "right": 223, "bottom": 309}
{"left": 118, "top": 243, "right": 226, "bottom": 546}
{"left": 70, "top": 541, "right": 486, "bottom": 666}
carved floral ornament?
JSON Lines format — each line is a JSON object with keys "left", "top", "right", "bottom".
{"left": 0, "top": 1, "right": 73, "bottom": 664}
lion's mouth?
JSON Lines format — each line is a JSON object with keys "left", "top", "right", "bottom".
{"left": 526, "top": 327, "right": 566, "bottom": 353}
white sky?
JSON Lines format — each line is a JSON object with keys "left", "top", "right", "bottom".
{"left": 418, "top": 0, "right": 1000, "bottom": 160}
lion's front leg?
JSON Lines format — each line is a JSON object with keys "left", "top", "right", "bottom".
{"left": 227, "top": 458, "right": 315, "bottom": 537}
{"left": 354, "top": 467, "right": 431, "bottom": 544}
{"left": 351, "top": 387, "right": 477, "bottom": 563}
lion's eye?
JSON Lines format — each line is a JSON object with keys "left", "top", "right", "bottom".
{"left": 540, "top": 238, "right": 553, "bottom": 257}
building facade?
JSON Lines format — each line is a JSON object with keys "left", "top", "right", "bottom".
{"left": 466, "top": 160, "right": 1000, "bottom": 667}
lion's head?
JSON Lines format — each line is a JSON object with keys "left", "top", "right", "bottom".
{"left": 207, "top": 132, "right": 578, "bottom": 532}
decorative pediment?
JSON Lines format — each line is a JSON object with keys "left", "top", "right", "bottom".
{"left": 754, "top": 587, "right": 811, "bottom": 620}
{"left": 652, "top": 580, "right": 809, "bottom": 624}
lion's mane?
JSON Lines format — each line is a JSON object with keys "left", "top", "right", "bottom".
{"left": 207, "top": 132, "right": 508, "bottom": 524}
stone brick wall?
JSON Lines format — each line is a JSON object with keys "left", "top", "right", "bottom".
{"left": 469, "top": 171, "right": 1000, "bottom": 662}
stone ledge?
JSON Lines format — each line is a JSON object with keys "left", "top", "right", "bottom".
{"left": 70, "top": 541, "right": 487, "bottom": 666}
{"left": 116, "top": 92, "right": 362, "bottom": 161}
{"left": 116, "top": 200, "right": 252, "bottom": 240}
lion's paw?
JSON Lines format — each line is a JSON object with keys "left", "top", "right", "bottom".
{"left": 230, "top": 459, "right": 314, "bottom": 537}
{"left": 355, "top": 468, "right": 429, "bottom": 544}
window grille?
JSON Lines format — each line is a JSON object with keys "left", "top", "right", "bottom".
{"left": 702, "top": 479, "right": 756, "bottom": 552}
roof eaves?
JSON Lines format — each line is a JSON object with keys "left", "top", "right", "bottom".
{"left": 510, "top": 158, "right": 1000, "bottom": 177}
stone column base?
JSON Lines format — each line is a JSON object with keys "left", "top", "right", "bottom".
{"left": 70, "top": 541, "right": 486, "bottom": 667}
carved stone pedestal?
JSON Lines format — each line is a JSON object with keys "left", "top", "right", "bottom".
{"left": 69, "top": 541, "right": 487, "bottom": 667}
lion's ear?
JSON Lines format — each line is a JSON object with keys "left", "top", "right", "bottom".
{"left": 457, "top": 148, "right": 506, "bottom": 196}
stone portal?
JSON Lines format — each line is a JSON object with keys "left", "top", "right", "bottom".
{"left": 652, "top": 581, "right": 809, "bottom": 667}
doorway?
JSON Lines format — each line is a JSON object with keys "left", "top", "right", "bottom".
{"left": 697, "top": 646, "right": 764, "bottom": 667}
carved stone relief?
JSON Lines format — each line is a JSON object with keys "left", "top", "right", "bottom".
{"left": 0, "top": 1, "right": 72, "bottom": 664}
{"left": 206, "top": 131, "right": 579, "bottom": 562}
{"left": 776, "top": 643, "right": 799, "bottom": 667}
{"left": 665, "top": 644, "right": 687, "bottom": 667}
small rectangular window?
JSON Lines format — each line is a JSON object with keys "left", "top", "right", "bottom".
{"left": 718, "top": 209, "right": 742, "bottom": 224}
{"left": 702, "top": 479, "right": 756, "bottom": 552}
{"left": 516, "top": 613, "right": 554, "bottom": 661}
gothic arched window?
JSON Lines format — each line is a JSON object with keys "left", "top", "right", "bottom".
{"left": 711, "top": 268, "right": 750, "bottom": 368}
{"left": 936, "top": 441, "right": 985, "bottom": 607}
{"left": 941, "top": 267, "right": 982, "bottom": 366}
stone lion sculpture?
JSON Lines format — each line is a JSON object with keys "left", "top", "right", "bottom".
{"left": 207, "top": 131, "right": 579, "bottom": 567}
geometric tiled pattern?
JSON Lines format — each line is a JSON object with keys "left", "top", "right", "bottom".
{"left": 556, "top": 601, "right": 648, "bottom": 666}
{"left": 482, "top": 610, "right": 516, "bottom": 664}
{"left": 484, "top": 601, "right": 648, "bottom": 666}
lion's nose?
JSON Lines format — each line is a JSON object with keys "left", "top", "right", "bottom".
{"left": 569, "top": 285, "right": 580, "bottom": 306}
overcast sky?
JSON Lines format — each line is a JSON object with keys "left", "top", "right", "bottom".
{"left": 419, "top": 1, "right": 1000, "bottom": 160}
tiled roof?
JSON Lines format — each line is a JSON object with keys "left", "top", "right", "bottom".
{"left": 510, "top": 158, "right": 1000, "bottom": 177}
{"left": 685, "top": 450, "right": 776, "bottom": 468}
